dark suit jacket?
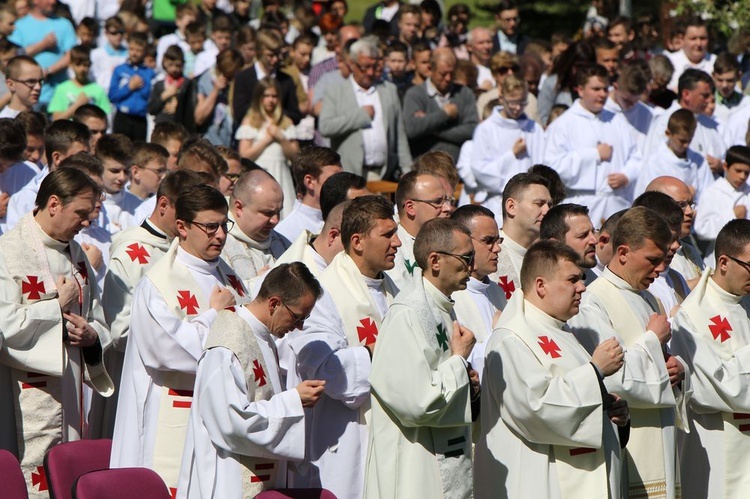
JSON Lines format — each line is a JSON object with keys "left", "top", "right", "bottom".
{"left": 232, "top": 65, "right": 302, "bottom": 127}
{"left": 492, "top": 31, "right": 529, "bottom": 55}
{"left": 362, "top": 2, "right": 401, "bottom": 36}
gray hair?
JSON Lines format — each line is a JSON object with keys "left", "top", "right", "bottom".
{"left": 349, "top": 35, "right": 380, "bottom": 60}
{"left": 467, "top": 27, "right": 491, "bottom": 46}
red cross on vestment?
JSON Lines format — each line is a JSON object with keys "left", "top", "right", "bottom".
{"left": 22, "top": 275, "right": 45, "bottom": 300}
{"left": 31, "top": 465, "right": 48, "bottom": 491}
{"left": 538, "top": 336, "right": 562, "bottom": 358}
{"left": 498, "top": 275, "right": 515, "bottom": 299}
{"left": 126, "top": 243, "right": 150, "bottom": 264}
{"left": 709, "top": 315, "right": 732, "bottom": 343}
{"left": 76, "top": 261, "right": 88, "bottom": 285}
{"left": 226, "top": 274, "right": 245, "bottom": 297}
{"left": 253, "top": 359, "right": 267, "bottom": 387}
{"left": 177, "top": 290, "right": 199, "bottom": 315}
{"left": 357, "top": 317, "right": 378, "bottom": 345}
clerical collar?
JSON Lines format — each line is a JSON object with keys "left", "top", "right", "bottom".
{"left": 708, "top": 274, "right": 743, "bottom": 304}
{"left": 424, "top": 278, "right": 455, "bottom": 312}
{"left": 176, "top": 245, "right": 220, "bottom": 273}
{"left": 34, "top": 218, "right": 69, "bottom": 250}
{"left": 500, "top": 229, "right": 527, "bottom": 257}
{"left": 467, "top": 276, "right": 491, "bottom": 293}
{"left": 524, "top": 299, "right": 567, "bottom": 329}
{"left": 238, "top": 305, "right": 273, "bottom": 341}
{"left": 141, "top": 219, "right": 168, "bottom": 239}
{"left": 363, "top": 273, "right": 385, "bottom": 291}
{"left": 603, "top": 266, "right": 638, "bottom": 292}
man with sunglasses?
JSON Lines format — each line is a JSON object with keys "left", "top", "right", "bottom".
{"left": 452, "top": 205, "right": 507, "bottom": 380}
{"left": 222, "top": 169, "right": 291, "bottom": 289}
{"left": 178, "top": 263, "right": 326, "bottom": 498}
{"left": 366, "top": 218, "right": 479, "bottom": 498}
{"left": 672, "top": 219, "right": 750, "bottom": 498}
{"left": 0, "top": 55, "right": 42, "bottom": 118}
{"left": 388, "top": 170, "right": 455, "bottom": 289}
{"left": 111, "top": 185, "right": 246, "bottom": 494}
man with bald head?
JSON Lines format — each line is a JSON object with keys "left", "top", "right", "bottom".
{"left": 222, "top": 169, "right": 291, "bottom": 289}
{"left": 403, "top": 48, "right": 478, "bottom": 161}
{"left": 646, "top": 175, "right": 705, "bottom": 288}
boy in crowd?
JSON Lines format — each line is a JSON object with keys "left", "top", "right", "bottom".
{"left": 0, "top": 55, "right": 42, "bottom": 118}
{"left": 0, "top": 38, "right": 18, "bottom": 111}
{"left": 150, "top": 121, "right": 188, "bottom": 171}
{"left": 155, "top": 3, "right": 198, "bottom": 69}
{"left": 711, "top": 52, "right": 749, "bottom": 125}
{"left": 109, "top": 32, "right": 155, "bottom": 142}
{"left": 73, "top": 104, "right": 108, "bottom": 154}
{"left": 90, "top": 16, "right": 128, "bottom": 94}
{"left": 95, "top": 133, "right": 138, "bottom": 233}
{"left": 49, "top": 45, "right": 111, "bottom": 120}
{"left": 383, "top": 41, "right": 412, "bottom": 102}
{"left": 128, "top": 143, "right": 169, "bottom": 203}
{"left": 193, "top": 14, "right": 232, "bottom": 77}
{"left": 148, "top": 45, "right": 188, "bottom": 125}
{"left": 75, "top": 17, "right": 98, "bottom": 48}
{"left": 183, "top": 21, "right": 207, "bottom": 78}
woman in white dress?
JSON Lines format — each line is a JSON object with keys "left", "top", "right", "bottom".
{"left": 236, "top": 76, "right": 299, "bottom": 218}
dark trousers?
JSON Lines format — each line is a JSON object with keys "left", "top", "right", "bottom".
{"left": 113, "top": 111, "right": 148, "bottom": 142}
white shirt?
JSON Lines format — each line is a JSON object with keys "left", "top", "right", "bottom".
{"left": 723, "top": 103, "right": 750, "bottom": 147}
{"left": 0, "top": 107, "right": 21, "bottom": 119}
{"left": 644, "top": 102, "right": 726, "bottom": 165}
{"left": 476, "top": 64, "right": 494, "bottom": 89}
{"left": 604, "top": 96, "right": 654, "bottom": 155}
{"left": 351, "top": 78, "right": 387, "bottom": 167}
{"left": 274, "top": 200, "right": 323, "bottom": 243}
{"left": 666, "top": 50, "right": 717, "bottom": 92}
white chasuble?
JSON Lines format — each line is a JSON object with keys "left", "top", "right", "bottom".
{"left": 672, "top": 272, "right": 750, "bottom": 498}
{"left": 177, "top": 309, "right": 305, "bottom": 499}
{"left": 0, "top": 214, "right": 112, "bottom": 498}
{"left": 365, "top": 278, "right": 473, "bottom": 499}
{"left": 285, "top": 252, "right": 397, "bottom": 499}
{"left": 272, "top": 230, "right": 328, "bottom": 277}
{"left": 569, "top": 268, "right": 690, "bottom": 499}
{"left": 110, "top": 239, "right": 247, "bottom": 496}
{"left": 221, "top": 217, "right": 289, "bottom": 290}
{"left": 475, "top": 292, "right": 621, "bottom": 499}
{"left": 489, "top": 230, "right": 525, "bottom": 301}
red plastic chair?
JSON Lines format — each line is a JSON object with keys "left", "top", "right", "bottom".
{"left": 43, "top": 439, "right": 112, "bottom": 499}
{"left": 0, "top": 449, "right": 28, "bottom": 499}
{"left": 73, "top": 468, "right": 170, "bottom": 499}
{"left": 255, "top": 489, "right": 336, "bottom": 499}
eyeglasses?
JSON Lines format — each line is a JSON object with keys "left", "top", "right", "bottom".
{"left": 437, "top": 250, "right": 475, "bottom": 269}
{"left": 497, "top": 64, "right": 520, "bottom": 75}
{"left": 471, "top": 235, "right": 503, "bottom": 249}
{"left": 223, "top": 172, "right": 241, "bottom": 182}
{"left": 728, "top": 255, "right": 750, "bottom": 271}
{"left": 10, "top": 78, "right": 43, "bottom": 89}
{"left": 411, "top": 196, "right": 457, "bottom": 209}
{"left": 189, "top": 219, "right": 234, "bottom": 236}
{"left": 281, "top": 301, "right": 311, "bottom": 326}
{"left": 675, "top": 200, "right": 696, "bottom": 211}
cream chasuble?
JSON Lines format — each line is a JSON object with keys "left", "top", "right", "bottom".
{"left": 489, "top": 230, "right": 525, "bottom": 301}
{"left": 365, "top": 278, "right": 473, "bottom": 499}
{"left": 221, "top": 216, "right": 289, "bottom": 290}
{"left": 569, "top": 268, "right": 691, "bottom": 499}
{"left": 110, "top": 240, "right": 247, "bottom": 497}
{"left": 285, "top": 252, "right": 398, "bottom": 499}
{"left": 177, "top": 309, "right": 305, "bottom": 499}
{"left": 273, "top": 230, "right": 328, "bottom": 277}
{"left": 672, "top": 272, "right": 750, "bottom": 498}
{"left": 475, "top": 292, "right": 621, "bottom": 499}
{"left": 386, "top": 223, "right": 420, "bottom": 290}
{"left": 0, "top": 214, "right": 113, "bottom": 498}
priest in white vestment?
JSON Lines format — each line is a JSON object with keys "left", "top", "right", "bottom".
{"left": 275, "top": 146, "right": 342, "bottom": 243}
{"left": 366, "top": 218, "right": 480, "bottom": 498}
{"left": 568, "top": 207, "right": 691, "bottom": 499}
{"left": 490, "top": 173, "right": 552, "bottom": 300}
{"left": 178, "top": 263, "right": 327, "bottom": 499}
{"left": 451, "top": 205, "right": 507, "bottom": 379}
{"left": 111, "top": 185, "right": 247, "bottom": 496}
{"left": 284, "top": 195, "right": 401, "bottom": 499}
{"left": 0, "top": 168, "right": 113, "bottom": 498}
{"left": 475, "top": 240, "right": 629, "bottom": 499}
{"left": 470, "top": 76, "right": 545, "bottom": 219}
{"left": 544, "top": 64, "right": 642, "bottom": 225}
{"left": 387, "top": 171, "right": 455, "bottom": 289}
{"left": 671, "top": 220, "right": 750, "bottom": 498}
{"left": 222, "top": 170, "right": 291, "bottom": 289}
{"left": 540, "top": 203, "right": 600, "bottom": 285}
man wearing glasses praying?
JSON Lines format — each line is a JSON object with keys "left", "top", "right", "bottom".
{"left": 111, "top": 184, "right": 247, "bottom": 494}
{"left": 0, "top": 55, "right": 43, "bottom": 118}
{"left": 366, "top": 217, "right": 479, "bottom": 498}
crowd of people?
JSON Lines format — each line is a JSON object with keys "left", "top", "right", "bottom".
{"left": 2, "top": 0, "right": 750, "bottom": 497}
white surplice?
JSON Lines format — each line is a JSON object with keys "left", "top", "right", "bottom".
{"left": 722, "top": 103, "right": 750, "bottom": 147}
{"left": 694, "top": 177, "right": 750, "bottom": 265}
{"left": 177, "top": 308, "right": 305, "bottom": 499}
{"left": 274, "top": 200, "right": 324, "bottom": 243}
{"left": 634, "top": 140, "right": 713, "bottom": 202}
{"left": 475, "top": 293, "right": 622, "bottom": 499}
{"left": 604, "top": 97, "right": 654, "bottom": 155}
{"left": 6, "top": 166, "right": 48, "bottom": 231}
{"left": 671, "top": 272, "right": 750, "bottom": 498}
{"left": 544, "top": 100, "right": 641, "bottom": 224}
{"left": 365, "top": 278, "right": 473, "bottom": 499}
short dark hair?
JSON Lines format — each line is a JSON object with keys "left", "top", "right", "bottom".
{"left": 715, "top": 219, "right": 750, "bottom": 264}
{"left": 175, "top": 185, "right": 228, "bottom": 223}
{"left": 713, "top": 52, "right": 740, "bottom": 76}
{"left": 15, "top": 111, "right": 46, "bottom": 138}
{"left": 678, "top": 68, "right": 712, "bottom": 97}
{"left": 163, "top": 44, "right": 185, "bottom": 64}
{"left": 414, "top": 218, "right": 471, "bottom": 270}
{"left": 496, "top": 0, "right": 518, "bottom": 14}
{"left": 293, "top": 146, "right": 341, "bottom": 196}
{"left": 320, "top": 171, "right": 367, "bottom": 220}
{"left": 128, "top": 31, "right": 149, "bottom": 47}
{"left": 600, "top": 209, "right": 627, "bottom": 235}
{"left": 726, "top": 145, "right": 750, "bottom": 167}
{"left": 540, "top": 203, "right": 590, "bottom": 241}
{"left": 412, "top": 151, "right": 460, "bottom": 189}
{"left": 58, "top": 151, "right": 104, "bottom": 177}
{"left": 36, "top": 166, "right": 101, "bottom": 211}
{"left": 151, "top": 122, "right": 189, "bottom": 146}
{"left": 502, "top": 172, "right": 549, "bottom": 219}
{"left": 0, "top": 118, "right": 26, "bottom": 163}
{"left": 528, "top": 164, "right": 565, "bottom": 206}
{"left": 45, "top": 120, "right": 90, "bottom": 167}
{"left": 617, "top": 59, "right": 651, "bottom": 95}
{"left": 611, "top": 206, "right": 672, "bottom": 253}
{"left": 70, "top": 45, "right": 91, "bottom": 65}
{"left": 632, "top": 191, "right": 683, "bottom": 234}
{"left": 341, "top": 195, "right": 394, "bottom": 251}
{"left": 95, "top": 133, "right": 133, "bottom": 166}
{"left": 576, "top": 63, "right": 609, "bottom": 88}
{"left": 156, "top": 169, "right": 206, "bottom": 205}
{"left": 73, "top": 104, "right": 108, "bottom": 123}
{"left": 177, "top": 138, "right": 227, "bottom": 179}
{"left": 5, "top": 55, "right": 40, "bottom": 79}
{"left": 256, "top": 262, "right": 323, "bottom": 304}
{"left": 133, "top": 143, "right": 169, "bottom": 169}
{"left": 450, "top": 204, "right": 495, "bottom": 230}
{"left": 667, "top": 108, "right": 696, "bottom": 136}
{"left": 521, "top": 239, "right": 581, "bottom": 290}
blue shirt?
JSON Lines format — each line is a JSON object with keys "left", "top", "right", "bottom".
{"left": 9, "top": 14, "right": 76, "bottom": 105}
{"left": 108, "top": 62, "right": 155, "bottom": 117}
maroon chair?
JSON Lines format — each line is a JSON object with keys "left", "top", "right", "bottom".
{"left": 0, "top": 449, "right": 28, "bottom": 499}
{"left": 73, "top": 468, "right": 170, "bottom": 499}
{"left": 43, "top": 439, "right": 112, "bottom": 499}
{"left": 255, "top": 490, "right": 336, "bottom": 499}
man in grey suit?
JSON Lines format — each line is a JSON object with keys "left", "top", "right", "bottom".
{"left": 319, "top": 36, "right": 412, "bottom": 181}
{"left": 403, "top": 48, "right": 478, "bottom": 161}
